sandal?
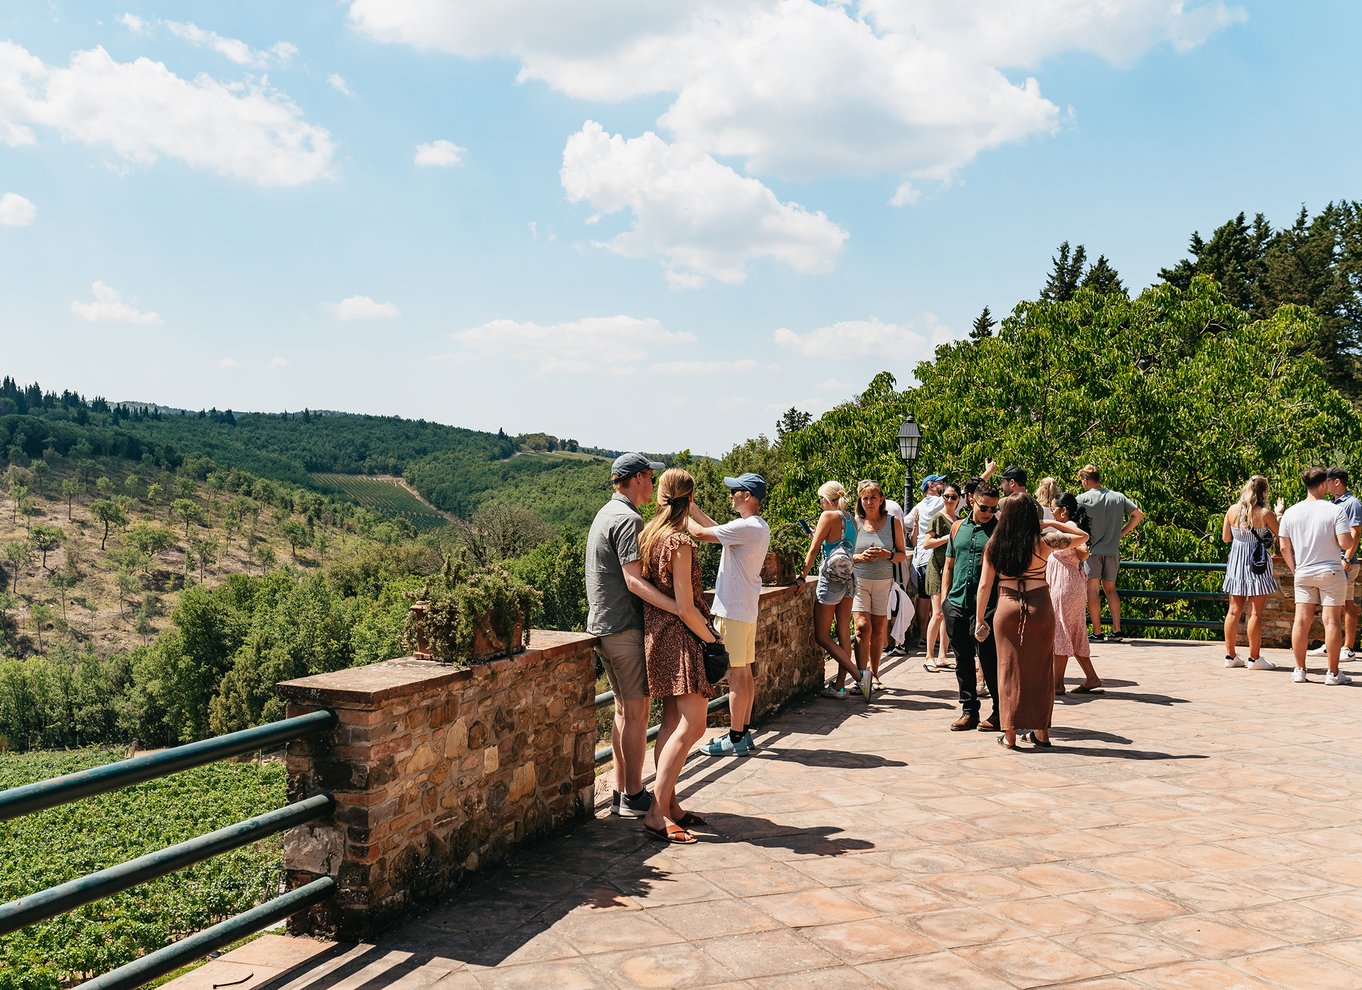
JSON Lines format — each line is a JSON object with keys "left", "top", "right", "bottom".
{"left": 1021, "top": 730, "right": 1053, "bottom": 748}
{"left": 997, "top": 734, "right": 1018, "bottom": 751}
{"left": 1070, "top": 684, "right": 1104, "bottom": 694}
{"left": 644, "top": 821, "right": 696, "bottom": 844}
{"left": 675, "top": 811, "right": 710, "bottom": 830}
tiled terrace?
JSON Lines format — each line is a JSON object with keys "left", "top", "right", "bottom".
{"left": 178, "top": 640, "right": 1362, "bottom": 989}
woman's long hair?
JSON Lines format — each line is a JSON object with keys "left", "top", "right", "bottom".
{"left": 640, "top": 468, "right": 694, "bottom": 578}
{"left": 855, "top": 480, "right": 886, "bottom": 522}
{"left": 1233, "top": 475, "right": 1269, "bottom": 530}
{"left": 1035, "top": 476, "right": 1060, "bottom": 509}
{"left": 818, "top": 480, "right": 848, "bottom": 512}
{"left": 986, "top": 493, "right": 1042, "bottom": 577}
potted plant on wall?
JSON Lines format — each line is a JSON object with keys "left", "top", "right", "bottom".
{"left": 405, "top": 548, "right": 543, "bottom": 665}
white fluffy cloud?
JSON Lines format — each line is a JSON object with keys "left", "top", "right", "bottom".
{"left": 773, "top": 317, "right": 929, "bottom": 360}
{"left": 0, "top": 41, "right": 335, "bottom": 186}
{"left": 327, "top": 73, "right": 354, "bottom": 96}
{"left": 561, "top": 122, "right": 847, "bottom": 286}
{"left": 327, "top": 296, "right": 400, "bottom": 321}
{"left": 414, "top": 139, "right": 466, "bottom": 167}
{"left": 0, "top": 192, "right": 36, "bottom": 226}
{"left": 450, "top": 314, "right": 696, "bottom": 376}
{"left": 70, "top": 281, "right": 162, "bottom": 325}
{"left": 350, "top": 1, "right": 1242, "bottom": 186}
{"left": 119, "top": 13, "right": 297, "bottom": 68}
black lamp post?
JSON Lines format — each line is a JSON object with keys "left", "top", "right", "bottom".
{"left": 897, "top": 416, "right": 922, "bottom": 509}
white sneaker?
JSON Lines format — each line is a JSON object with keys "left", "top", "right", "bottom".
{"left": 1292, "top": 667, "right": 1309, "bottom": 683}
{"left": 1307, "top": 644, "right": 1328, "bottom": 657}
{"left": 1248, "top": 657, "right": 1277, "bottom": 670}
{"left": 1224, "top": 655, "right": 1246, "bottom": 668}
{"left": 1342, "top": 648, "right": 1357, "bottom": 662}
{"left": 1325, "top": 670, "right": 1353, "bottom": 685}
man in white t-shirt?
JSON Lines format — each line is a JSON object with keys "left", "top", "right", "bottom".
{"left": 905, "top": 474, "right": 947, "bottom": 648}
{"left": 1279, "top": 466, "right": 1357, "bottom": 685}
{"left": 689, "top": 473, "right": 771, "bottom": 755}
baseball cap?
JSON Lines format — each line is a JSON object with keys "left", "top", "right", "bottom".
{"left": 921, "top": 473, "right": 947, "bottom": 491}
{"left": 1000, "top": 464, "right": 1027, "bottom": 483}
{"left": 611, "top": 452, "right": 665, "bottom": 481}
{"left": 724, "top": 473, "right": 768, "bottom": 501}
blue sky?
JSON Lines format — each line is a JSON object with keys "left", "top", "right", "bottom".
{"left": 2, "top": 2, "right": 1359, "bottom": 456}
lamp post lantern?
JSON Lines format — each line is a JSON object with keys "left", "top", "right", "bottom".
{"left": 897, "top": 416, "right": 922, "bottom": 510}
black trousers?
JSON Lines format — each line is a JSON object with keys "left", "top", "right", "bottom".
{"left": 946, "top": 604, "right": 998, "bottom": 723}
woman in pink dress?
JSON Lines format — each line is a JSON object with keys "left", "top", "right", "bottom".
{"left": 1049, "top": 493, "right": 1101, "bottom": 694}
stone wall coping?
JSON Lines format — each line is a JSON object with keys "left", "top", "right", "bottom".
{"left": 277, "top": 581, "right": 809, "bottom": 708}
{"left": 277, "top": 630, "right": 597, "bottom": 707}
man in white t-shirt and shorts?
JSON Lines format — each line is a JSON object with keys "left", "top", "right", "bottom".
{"left": 1279, "top": 466, "right": 1357, "bottom": 685}
{"left": 689, "top": 473, "right": 772, "bottom": 756}
{"left": 905, "top": 474, "right": 947, "bottom": 648}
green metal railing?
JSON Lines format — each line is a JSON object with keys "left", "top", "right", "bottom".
{"left": 0, "top": 710, "right": 340, "bottom": 990}
{"left": 1107, "top": 560, "right": 1228, "bottom": 633}
{"left": 593, "top": 689, "right": 731, "bottom": 764}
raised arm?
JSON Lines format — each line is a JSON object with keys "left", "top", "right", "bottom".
{"left": 687, "top": 501, "right": 723, "bottom": 543}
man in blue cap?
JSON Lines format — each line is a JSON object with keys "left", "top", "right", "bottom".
{"left": 586, "top": 453, "right": 679, "bottom": 817}
{"left": 905, "top": 473, "right": 948, "bottom": 648}
{"left": 689, "top": 473, "right": 771, "bottom": 756}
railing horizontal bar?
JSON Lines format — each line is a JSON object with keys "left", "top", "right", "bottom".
{"left": 0, "top": 794, "right": 333, "bottom": 936}
{"left": 595, "top": 693, "right": 731, "bottom": 765}
{"left": 0, "top": 709, "right": 337, "bottom": 821}
{"left": 1117, "top": 589, "right": 1228, "bottom": 601}
{"left": 594, "top": 690, "right": 614, "bottom": 708}
{"left": 1121, "top": 561, "right": 1228, "bottom": 571}
{"left": 73, "top": 876, "right": 336, "bottom": 990}
{"left": 1118, "top": 619, "right": 1224, "bottom": 629}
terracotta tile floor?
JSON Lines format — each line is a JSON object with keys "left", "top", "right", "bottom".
{"left": 173, "top": 640, "right": 1362, "bottom": 989}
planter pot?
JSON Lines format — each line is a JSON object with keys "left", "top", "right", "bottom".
{"left": 761, "top": 552, "right": 798, "bottom": 586}
{"left": 408, "top": 600, "right": 528, "bottom": 664}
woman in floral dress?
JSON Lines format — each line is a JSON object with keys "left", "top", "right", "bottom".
{"left": 640, "top": 468, "right": 720, "bottom": 844}
{"left": 1048, "top": 493, "right": 1100, "bottom": 694}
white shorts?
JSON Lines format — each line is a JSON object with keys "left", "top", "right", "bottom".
{"left": 714, "top": 616, "right": 756, "bottom": 668}
{"left": 852, "top": 578, "right": 893, "bottom": 617}
{"left": 1295, "top": 570, "right": 1348, "bottom": 607}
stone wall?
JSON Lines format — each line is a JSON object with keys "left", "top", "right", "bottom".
{"left": 278, "top": 631, "right": 597, "bottom": 940}
{"left": 276, "top": 579, "right": 825, "bottom": 940}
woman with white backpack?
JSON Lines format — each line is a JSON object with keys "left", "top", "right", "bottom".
{"left": 801, "top": 481, "right": 869, "bottom": 699}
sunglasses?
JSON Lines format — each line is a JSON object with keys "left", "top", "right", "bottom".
{"left": 943, "top": 494, "right": 960, "bottom": 502}
{"left": 975, "top": 504, "right": 999, "bottom": 514}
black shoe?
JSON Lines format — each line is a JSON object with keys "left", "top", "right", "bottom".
{"left": 617, "top": 789, "right": 654, "bottom": 818}
{"left": 1108, "top": 630, "right": 1125, "bottom": 642}
{"left": 1088, "top": 632, "right": 1106, "bottom": 643}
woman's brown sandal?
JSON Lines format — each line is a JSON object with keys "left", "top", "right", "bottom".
{"left": 645, "top": 821, "right": 696, "bottom": 844}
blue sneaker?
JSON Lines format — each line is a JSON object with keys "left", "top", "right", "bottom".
{"left": 743, "top": 729, "right": 758, "bottom": 752}
{"left": 702, "top": 734, "right": 751, "bottom": 757}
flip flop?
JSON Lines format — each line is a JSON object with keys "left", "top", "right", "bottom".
{"left": 675, "top": 811, "right": 710, "bottom": 830}
{"left": 997, "top": 734, "right": 1019, "bottom": 751}
{"left": 923, "top": 662, "right": 943, "bottom": 673}
{"left": 1021, "top": 730, "right": 1053, "bottom": 748}
{"left": 644, "top": 821, "right": 696, "bottom": 844}
{"left": 1070, "top": 685, "right": 1105, "bottom": 694}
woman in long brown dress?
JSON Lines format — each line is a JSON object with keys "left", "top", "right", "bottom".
{"left": 975, "top": 493, "right": 1082, "bottom": 749}
{"left": 640, "top": 468, "right": 719, "bottom": 843}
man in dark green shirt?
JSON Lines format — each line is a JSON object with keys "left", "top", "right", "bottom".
{"left": 940, "top": 483, "right": 1001, "bottom": 732}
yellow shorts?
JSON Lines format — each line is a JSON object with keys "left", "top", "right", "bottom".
{"left": 714, "top": 616, "right": 757, "bottom": 668}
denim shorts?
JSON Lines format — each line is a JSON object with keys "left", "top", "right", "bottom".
{"left": 816, "top": 570, "right": 854, "bottom": 605}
